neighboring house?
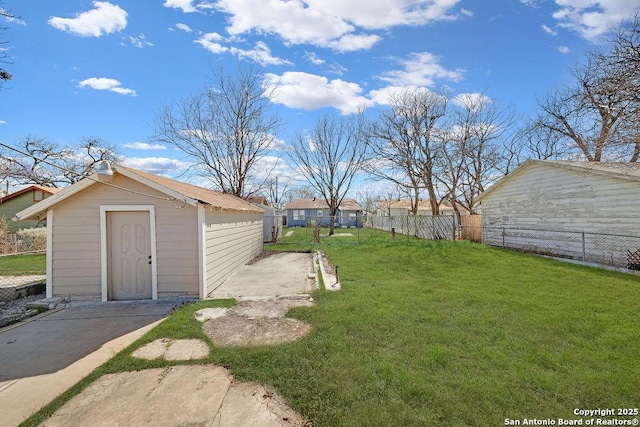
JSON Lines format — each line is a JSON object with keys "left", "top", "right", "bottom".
{"left": 0, "top": 185, "right": 61, "bottom": 232}
{"left": 286, "top": 198, "right": 363, "bottom": 228}
{"left": 14, "top": 166, "right": 263, "bottom": 301}
{"left": 476, "top": 160, "right": 640, "bottom": 266}
{"left": 376, "top": 199, "right": 456, "bottom": 217}
{"left": 253, "top": 203, "right": 283, "bottom": 243}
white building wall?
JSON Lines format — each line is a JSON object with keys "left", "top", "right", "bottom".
{"left": 478, "top": 163, "right": 640, "bottom": 267}
{"left": 203, "top": 210, "right": 263, "bottom": 297}
{"left": 480, "top": 163, "right": 640, "bottom": 234}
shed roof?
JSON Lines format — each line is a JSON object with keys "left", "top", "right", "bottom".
{"left": 124, "top": 167, "right": 261, "bottom": 212}
{"left": 14, "top": 165, "right": 261, "bottom": 221}
{"left": 1, "top": 185, "right": 61, "bottom": 203}
{"left": 478, "top": 160, "right": 640, "bottom": 202}
{"left": 285, "top": 198, "right": 363, "bottom": 211}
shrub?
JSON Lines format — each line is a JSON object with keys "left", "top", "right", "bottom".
{"left": 16, "top": 227, "right": 47, "bottom": 252}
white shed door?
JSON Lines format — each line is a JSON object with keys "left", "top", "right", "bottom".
{"left": 109, "top": 211, "right": 152, "bottom": 300}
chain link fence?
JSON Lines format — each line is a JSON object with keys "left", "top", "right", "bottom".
{"left": 277, "top": 215, "right": 365, "bottom": 244}
{"left": 367, "top": 214, "right": 640, "bottom": 271}
{"left": 0, "top": 228, "right": 47, "bottom": 255}
{"left": 461, "top": 225, "right": 640, "bottom": 270}
{"left": 368, "top": 215, "right": 457, "bottom": 240}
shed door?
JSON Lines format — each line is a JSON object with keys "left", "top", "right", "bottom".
{"left": 109, "top": 211, "right": 152, "bottom": 300}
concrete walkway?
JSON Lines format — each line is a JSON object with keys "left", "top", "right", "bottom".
{"left": 39, "top": 365, "right": 309, "bottom": 427}
{"left": 208, "top": 252, "right": 317, "bottom": 299}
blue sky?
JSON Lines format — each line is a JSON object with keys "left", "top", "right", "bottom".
{"left": 0, "top": 0, "right": 637, "bottom": 194}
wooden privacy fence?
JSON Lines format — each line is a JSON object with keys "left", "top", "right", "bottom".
{"left": 459, "top": 215, "right": 482, "bottom": 242}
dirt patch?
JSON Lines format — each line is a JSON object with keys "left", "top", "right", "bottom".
{"left": 203, "top": 315, "right": 311, "bottom": 347}
{"left": 201, "top": 297, "right": 314, "bottom": 347}
{"left": 232, "top": 298, "right": 314, "bottom": 318}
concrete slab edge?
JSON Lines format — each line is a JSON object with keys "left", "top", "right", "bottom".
{"left": 315, "top": 250, "right": 340, "bottom": 291}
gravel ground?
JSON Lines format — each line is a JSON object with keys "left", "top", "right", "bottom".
{"left": 0, "top": 293, "right": 47, "bottom": 327}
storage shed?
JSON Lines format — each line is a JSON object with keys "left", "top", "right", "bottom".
{"left": 477, "top": 160, "right": 640, "bottom": 267}
{"left": 14, "top": 166, "right": 263, "bottom": 301}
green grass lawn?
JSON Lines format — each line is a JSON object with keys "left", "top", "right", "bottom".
{"left": 0, "top": 253, "right": 46, "bottom": 275}
{"left": 23, "top": 232, "right": 640, "bottom": 426}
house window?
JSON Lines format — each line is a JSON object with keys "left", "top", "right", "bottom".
{"left": 349, "top": 212, "right": 356, "bottom": 218}
{"left": 293, "top": 210, "right": 305, "bottom": 221}
{"left": 33, "top": 190, "right": 46, "bottom": 202}
{"left": 316, "top": 210, "right": 323, "bottom": 217}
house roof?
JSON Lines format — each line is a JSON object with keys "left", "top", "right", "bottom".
{"left": 285, "top": 198, "right": 363, "bottom": 211}
{"left": 385, "top": 198, "right": 454, "bottom": 211}
{"left": 477, "top": 160, "right": 640, "bottom": 202}
{"left": 1, "top": 185, "right": 61, "bottom": 204}
{"left": 14, "top": 165, "right": 261, "bottom": 221}
{"left": 245, "top": 195, "right": 269, "bottom": 205}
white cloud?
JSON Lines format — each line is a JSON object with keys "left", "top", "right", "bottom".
{"left": 542, "top": 24, "right": 558, "bottom": 36}
{"left": 0, "top": 120, "right": 6, "bottom": 125}
{"left": 452, "top": 92, "right": 492, "bottom": 110}
{"left": 550, "top": 0, "right": 636, "bottom": 40}
{"left": 176, "top": 22, "right": 193, "bottom": 32}
{"left": 195, "top": 32, "right": 228, "bottom": 53}
{"left": 379, "top": 52, "right": 464, "bottom": 87}
{"left": 78, "top": 77, "right": 137, "bottom": 96}
{"left": 196, "top": 34, "right": 291, "bottom": 65}
{"left": 265, "top": 71, "right": 372, "bottom": 114}
{"left": 327, "top": 33, "right": 382, "bottom": 52}
{"left": 163, "top": 0, "right": 197, "bottom": 13}
{"left": 48, "top": 1, "right": 127, "bottom": 37}
{"left": 230, "top": 41, "right": 293, "bottom": 66}
{"left": 214, "top": 0, "right": 464, "bottom": 51}
{"left": 124, "top": 157, "right": 191, "bottom": 175}
{"left": 306, "top": 52, "right": 325, "bottom": 66}
{"left": 368, "top": 85, "right": 423, "bottom": 105}
{"left": 163, "top": 0, "right": 215, "bottom": 13}
{"left": 129, "top": 33, "right": 153, "bottom": 48}
{"left": 556, "top": 45, "right": 571, "bottom": 54}
{"left": 124, "top": 142, "right": 166, "bottom": 150}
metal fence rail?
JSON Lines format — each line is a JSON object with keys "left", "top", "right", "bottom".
{"left": 466, "top": 225, "right": 640, "bottom": 270}
{"left": 369, "top": 215, "right": 457, "bottom": 240}
{"left": 369, "top": 215, "right": 640, "bottom": 270}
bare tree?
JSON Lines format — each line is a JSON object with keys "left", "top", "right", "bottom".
{"left": 289, "top": 113, "right": 367, "bottom": 235}
{"left": 355, "top": 185, "right": 381, "bottom": 222}
{"left": 1, "top": 3, "right": 18, "bottom": 85}
{"left": 0, "top": 136, "right": 121, "bottom": 187}
{"left": 154, "top": 63, "right": 282, "bottom": 197}
{"left": 443, "top": 94, "right": 514, "bottom": 215}
{"left": 267, "top": 175, "right": 290, "bottom": 208}
{"left": 286, "top": 185, "right": 316, "bottom": 202}
{"left": 366, "top": 88, "right": 448, "bottom": 215}
{"left": 533, "top": 13, "right": 640, "bottom": 162}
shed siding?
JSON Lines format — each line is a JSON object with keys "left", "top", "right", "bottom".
{"left": 204, "top": 211, "right": 262, "bottom": 296}
{"left": 480, "top": 163, "right": 640, "bottom": 234}
{"left": 50, "top": 175, "right": 199, "bottom": 299}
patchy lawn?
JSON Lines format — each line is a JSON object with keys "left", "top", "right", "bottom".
{"left": 23, "top": 235, "right": 640, "bottom": 427}
{"left": 0, "top": 253, "right": 46, "bottom": 275}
